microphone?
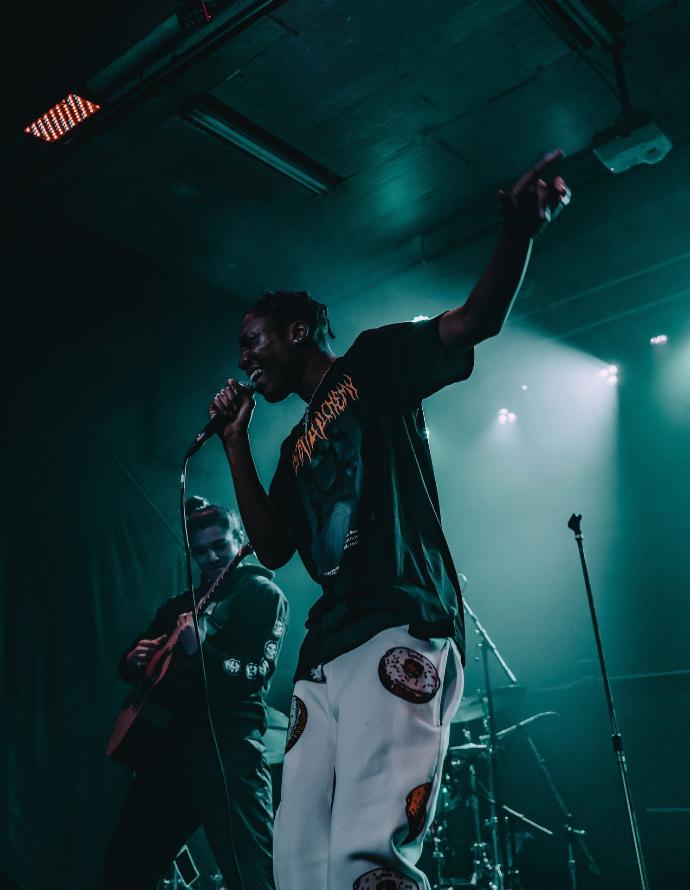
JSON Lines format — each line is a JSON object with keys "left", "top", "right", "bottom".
{"left": 185, "top": 384, "right": 254, "bottom": 458}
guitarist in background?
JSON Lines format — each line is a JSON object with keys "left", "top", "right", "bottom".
{"left": 102, "top": 496, "right": 288, "bottom": 890}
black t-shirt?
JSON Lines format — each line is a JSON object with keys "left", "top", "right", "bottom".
{"left": 269, "top": 315, "right": 473, "bottom": 681}
{"left": 118, "top": 564, "right": 288, "bottom": 740}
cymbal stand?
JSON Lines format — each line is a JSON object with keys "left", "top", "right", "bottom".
{"left": 567, "top": 514, "right": 650, "bottom": 890}
{"left": 502, "top": 804, "right": 553, "bottom": 890}
{"left": 518, "top": 725, "right": 599, "bottom": 890}
{"left": 428, "top": 787, "right": 452, "bottom": 890}
{"left": 467, "top": 761, "right": 495, "bottom": 888}
{"left": 463, "top": 595, "right": 518, "bottom": 890}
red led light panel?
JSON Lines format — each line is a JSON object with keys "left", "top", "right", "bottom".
{"left": 24, "top": 94, "right": 101, "bottom": 142}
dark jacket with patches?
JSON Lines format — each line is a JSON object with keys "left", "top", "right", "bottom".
{"left": 118, "top": 564, "right": 288, "bottom": 742}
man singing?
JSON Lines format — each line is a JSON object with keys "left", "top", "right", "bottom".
{"left": 210, "top": 151, "right": 570, "bottom": 889}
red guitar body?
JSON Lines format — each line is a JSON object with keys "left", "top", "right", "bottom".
{"left": 105, "top": 543, "right": 252, "bottom": 768}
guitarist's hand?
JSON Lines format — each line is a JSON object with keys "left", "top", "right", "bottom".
{"left": 125, "top": 634, "right": 167, "bottom": 673}
{"left": 178, "top": 612, "right": 206, "bottom": 655}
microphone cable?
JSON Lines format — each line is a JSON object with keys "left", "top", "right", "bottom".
{"left": 179, "top": 453, "right": 245, "bottom": 890}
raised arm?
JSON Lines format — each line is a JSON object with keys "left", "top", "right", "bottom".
{"left": 210, "top": 380, "right": 295, "bottom": 570}
{"left": 439, "top": 149, "right": 570, "bottom": 350}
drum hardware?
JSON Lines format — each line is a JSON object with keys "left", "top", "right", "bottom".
{"left": 515, "top": 722, "right": 599, "bottom": 890}
{"left": 447, "top": 742, "right": 489, "bottom": 768}
{"left": 427, "top": 572, "right": 603, "bottom": 889}
{"left": 451, "top": 687, "right": 526, "bottom": 725}
{"left": 462, "top": 586, "right": 518, "bottom": 890}
{"left": 478, "top": 711, "right": 558, "bottom": 743}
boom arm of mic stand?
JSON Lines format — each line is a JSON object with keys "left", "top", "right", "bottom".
{"left": 463, "top": 596, "right": 518, "bottom": 685}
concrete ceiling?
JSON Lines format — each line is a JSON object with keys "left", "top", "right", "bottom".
{"left": 7, "top": 0, "right": 690, "bottom": 343}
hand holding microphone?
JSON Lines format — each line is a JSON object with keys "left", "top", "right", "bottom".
{"left": 186, "top": 379, "right": 255, "bottom": 457}
{"left": 210, "top": 378, "right": 255, "bottom": 441}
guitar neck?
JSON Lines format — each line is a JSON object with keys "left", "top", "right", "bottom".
{"left": 162, "top": 542, "right": 254, "bottom": 654}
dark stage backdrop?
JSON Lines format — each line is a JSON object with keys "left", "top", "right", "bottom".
{"left": 1, "top": 422, "right": 184, "bottom": 888}
{"left": 1, "top": 209, "right": 265, "bottom": 889}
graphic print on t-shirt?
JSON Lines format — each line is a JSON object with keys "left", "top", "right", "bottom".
{"left": 292, "top": 372, "right": 363, "bottom": 582}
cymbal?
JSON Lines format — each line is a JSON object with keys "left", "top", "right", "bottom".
{"left": 446, "top": 742, "right": 488, "bottom": 761}
{"left": 451, "top": 685, "right": 526, "bottom": 724}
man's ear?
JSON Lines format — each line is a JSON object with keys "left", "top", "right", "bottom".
{"left": 290, "top": 320, "right": 310, "bottom": 344}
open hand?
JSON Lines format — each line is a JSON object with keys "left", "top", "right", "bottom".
{"left": 499, "top": 148, "right": 571, "bottom": 237}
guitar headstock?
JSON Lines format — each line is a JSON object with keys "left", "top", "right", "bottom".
{"left": 205, "top": 541, "right": 254, "bottom": 604}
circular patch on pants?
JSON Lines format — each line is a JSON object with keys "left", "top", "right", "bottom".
{"left": 403, "top": 782, "right": 432, "bottom": 844}
{"left": 353, "top": 867, "right": 419, "bottom": 890}
{"left": 285, "top": 695, "right": 307, "bottom": 753}
{"left": 378, "top": 647, "right": 440, "bottom": 704}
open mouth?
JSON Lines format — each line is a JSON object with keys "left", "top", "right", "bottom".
{"left": 248, "top": 367, "right": 264, "bottom": 384}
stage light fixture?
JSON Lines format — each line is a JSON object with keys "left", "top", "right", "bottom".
{"left": 650, "top": 334, "right": 668, "bottom": 345}
{"left": 521, "top": 384, "right": 529, "bottom": 391}
{"left": 181, "top": 98, "right": 342, "bottom": 195}
{"left": 24, "top": 94, "right": 101, "bottom": 142}
{"left": 497, "top": 408, "right": 517, "bottom": 425}
{"left": 598, "top": 364, "right": 619, "bottom": 382}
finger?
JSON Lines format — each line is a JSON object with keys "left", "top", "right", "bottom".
{"left": 548, "top": 175, "right": 571, "bottom": 210}
{"left": 535, "top": 178, "right": 550, "bottom": 225}
{"left": 227, "top": 379, "right": 254, "bottom": 401}
{"left": 227, "top": 380, "right": 250, "bottom": 404}
{"left": 532, "top": 148, "right": 564, "bottom": 176}
{"left": 213, "top": 393, "right": 237, "bottom": 419}
{"left": 512, "top": 148, "right": 564, "bottom": 193}
{"left": 549, "top": 181, "right": 571, "bottom": 223}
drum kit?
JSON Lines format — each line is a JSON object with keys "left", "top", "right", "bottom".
{"left": 422, "top": 693, "right": 561, "bottom": 890}
{"left": 418, "top": 594, "right": 600, "bottom": 890}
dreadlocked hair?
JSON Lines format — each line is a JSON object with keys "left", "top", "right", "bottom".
{"left": 184, "top": 496, "right": 244, "bottom": 545}
{"left": 250, "top": 289, "right": 335, "bottom": 347}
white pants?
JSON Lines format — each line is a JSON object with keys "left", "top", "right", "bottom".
{"left": 274, "top": 625, "right": 464, "bottom": 890}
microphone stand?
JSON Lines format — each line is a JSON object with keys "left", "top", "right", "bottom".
{"left": 567, "top": 514, "right": 650, "bottom": 890}
{"left": 463, "top": 591, "right": 518, "bottom": 890}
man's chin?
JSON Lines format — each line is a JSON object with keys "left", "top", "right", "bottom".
{"left": 254, "top": 372, "right": 291, "bottom": 403}
{"left": 261, "top": 383, "right": 290, "bottom": 404}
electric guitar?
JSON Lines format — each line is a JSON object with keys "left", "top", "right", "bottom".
{"left": 105, "top": 542, "right": 253, "bottom": 768}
